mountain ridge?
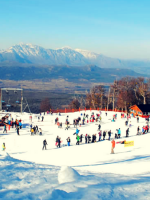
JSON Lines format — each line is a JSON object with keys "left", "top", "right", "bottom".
{"left": 0, "top": 43, "right": 149, "bottom": 70}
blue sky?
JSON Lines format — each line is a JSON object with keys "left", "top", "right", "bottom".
{"left": 0, "top": 0, "right": 150, "bottom": 60}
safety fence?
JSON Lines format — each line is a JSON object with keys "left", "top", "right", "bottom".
{"left": 50, "top": 108, "right": 127, "bottom": 114}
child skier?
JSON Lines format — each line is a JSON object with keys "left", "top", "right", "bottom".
{"left": 2, "top": 143, "right": 6, "bottom": 151}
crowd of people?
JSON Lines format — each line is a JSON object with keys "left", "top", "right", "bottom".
{"left": 51, "top": 110, "right": 150, "bottom": 154}
{"left": 1, "top": 110, "right": 150, "bottom": 154}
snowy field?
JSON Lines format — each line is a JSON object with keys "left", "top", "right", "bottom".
{"left": 0, "top": 110, "right": 150, "bottom": 200}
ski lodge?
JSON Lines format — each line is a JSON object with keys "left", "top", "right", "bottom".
{"left": 130, "top": 104, "right": 150, "bottom": 118}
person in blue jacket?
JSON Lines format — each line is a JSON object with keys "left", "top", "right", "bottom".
{"left": 118, "top": 128, "right": 121, "bottom": 138}
{"left": 76, "top": 128, "right": 80, "bottom": 134}
{"left": 66, "top": 137, "right": 71, "bottom": 146}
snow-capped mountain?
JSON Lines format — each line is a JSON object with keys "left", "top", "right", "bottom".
{"left": 0, "top": 43, "right": 150, "bottom": 70}
{"left": 0, "top": 43, "right": 89, "bottom": 66}
{"left": 0, "top": 43, "right": 123, "bottom": 67}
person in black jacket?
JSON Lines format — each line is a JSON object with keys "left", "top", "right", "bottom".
{"left": 17, "top": 126, "right": 20, "bottom": 135}
{"left": 88, "top": 135, "right": 91, "bottom": 143}
{"left": 80, "top": 134, "right": 83, "bottom": 143}
{"left": 108, "top": 130, "right": 111, "bottom": 140}
{"left": 98, "top": 124, "right": 101, "bottom": 131}
{"left": 92, "top": 134, "right": 94, "bottom": 143}
{"left": 103, "top": 131, "right": 106, "bottom": 140}
{"left": 57, "top": 137, "right": 61, "bottom": 148}
{"left": 42, "top": 139, "right": 47, "bottom": 150}
{"left": 126, "top": 128, "right": 129, "bottom": 137}
{"left": 85, "top": 134, "right": 88, "bottom": 143}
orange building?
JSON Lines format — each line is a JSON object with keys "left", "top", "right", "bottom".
{"left": 130, "top": 104, "right": 150, "bottom": 118}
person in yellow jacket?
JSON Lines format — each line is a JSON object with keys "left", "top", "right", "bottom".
{"left": 31, "top": 128, "right": 34, "bottom": 135}
{"left": 2, "top": 143, "right": 6, "bottom": 151}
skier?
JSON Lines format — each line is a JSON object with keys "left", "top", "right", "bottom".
{"left": 92, "top": 134, "right": 94, "bottom": 143}
{"left": 56, "top": 136, "right": 59, "bottom": 147}
{"left": 103, "top": 131, "right": 106, "bottom": 140}
{"left": 17, "top": 126, "right": 20, "bottom": 135}
{"left": 42, "top": 116, "right": 44, "bottom": 122}
{"left": 3, "top": 124, "right": 7, "bottom": 133}
{"left": 57, "top": 137, "right": 61, "bottom": 148}
{"left": 73, "top": 128, "right": 80, "bottom": 135}
{"left": 39, "top": 128, "right": 42, "bottom": 135}
{"left": 80, "top": 134, "right": 83, "bottom": 143}
{"left": 108, "top": 130, "right": 111, "bottom": 140}
{"left": 66, "top": 137, "right": 71, "bottom": 146}
{"left": 98, "top": 124, "right": 101, "bottom": 131}
{"left": 88, "top": 134, "right": 91, "bottom": 143}
{"left": 42, "top": 139, "right": 47, "bottom": 150}
{"left": 2, "top": 143, "right": 6, "bottom": 151}
{"left": 76, "top": 135, "right": 80, "bottom": 145}
{"left": 118, "top": 128, "right": 121, "bottom": 138}
{"left": 137, "top": 126, "right": 140, "bottom": 135}
{"left": 98, "top": 131, "right": 101, "bottom": 141}
{"left": 126, "top": 128, "right": 129, "bottom": 137}
{"left": 85, "top": 134, "right": 88, "bottom": 143}
{"left": 94, "top": 134, "right": 96, "bottom": 142}
{"left": 111, "top": 139, "right": 115, "bottom": 154}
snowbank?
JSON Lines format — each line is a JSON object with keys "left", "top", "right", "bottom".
{"left": 58, "top": 166, "right": 81, "bottom": 184}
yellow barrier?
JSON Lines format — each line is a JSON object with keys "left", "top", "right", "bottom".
{"left": 124, "top": 141, "right": 134, "bottom": 147}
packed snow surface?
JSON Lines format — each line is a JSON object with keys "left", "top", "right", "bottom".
{"left": 0, "top": 110, "right": 150, "bottom": 200}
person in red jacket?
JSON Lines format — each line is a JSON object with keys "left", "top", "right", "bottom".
{"left": 111, "top": 139, "right": 115, "bottom": 154}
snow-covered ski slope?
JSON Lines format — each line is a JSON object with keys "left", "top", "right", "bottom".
{"left": 0, "top": 110, "right": 150, "bottom": 200}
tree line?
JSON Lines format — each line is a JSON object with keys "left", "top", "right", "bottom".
{"left": 40, "top": 77, "right": 150, "bottom": 112}
{"left": 69, "top": 77, "right": 150, "bottom": 111}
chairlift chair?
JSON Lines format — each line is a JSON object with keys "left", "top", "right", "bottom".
{"left": 16, "top": 97, "right": 19, "bottom": 104}
{"left": 6, "top": 98, "right": 11, "bottom": 107}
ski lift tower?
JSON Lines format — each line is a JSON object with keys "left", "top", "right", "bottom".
{"left": 0, "top": 88, "right": 23, "bottom": 113}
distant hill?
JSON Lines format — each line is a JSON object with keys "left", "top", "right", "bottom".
{"left": 0, "top": 64, "right": 146, "bottom": 83}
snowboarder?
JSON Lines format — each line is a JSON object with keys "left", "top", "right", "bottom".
{"left": 42, "top": 139, "right": 47, "bottom": 150}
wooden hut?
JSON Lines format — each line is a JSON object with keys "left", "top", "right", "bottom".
{"left": 130, "top": 104, "right": 150, "bottom": 118}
